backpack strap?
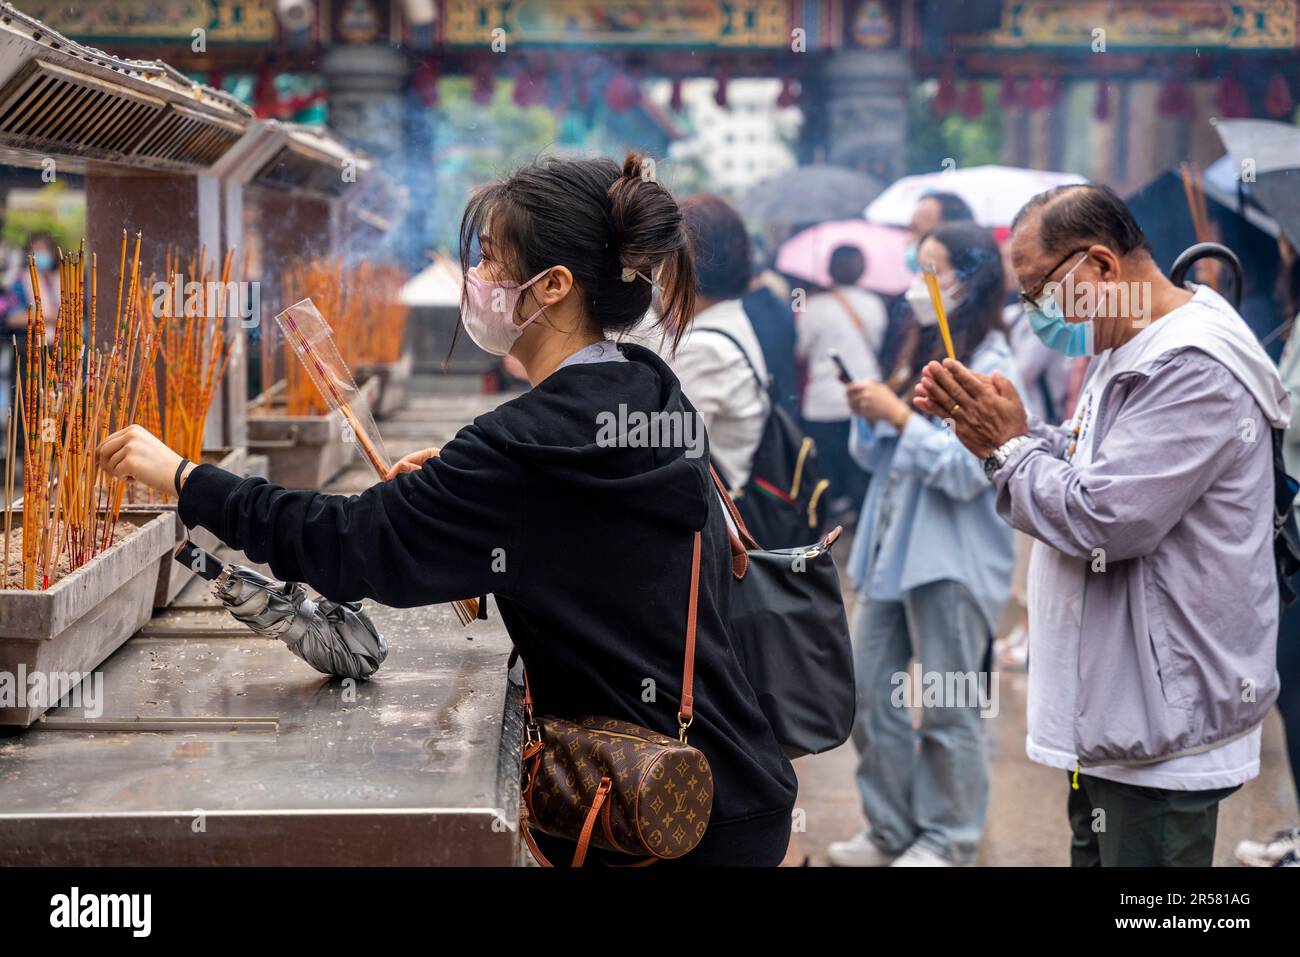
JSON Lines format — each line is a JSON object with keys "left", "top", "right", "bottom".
{"left": 690, "top": 326, "right": 768, "bottom": 394}
{"left": 1271, "top": 427, "right": 1300, "bottom": 606}
{"left": 829, "top": 288, "right": 871, "bottom": 342}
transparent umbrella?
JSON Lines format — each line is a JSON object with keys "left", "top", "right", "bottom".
{"left": 176, "top": 540, "right": 388, "bottom": 680}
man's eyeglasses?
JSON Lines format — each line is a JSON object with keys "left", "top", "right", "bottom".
{"left": 1018, "top": 247, "right": 1090, "bottom": 310}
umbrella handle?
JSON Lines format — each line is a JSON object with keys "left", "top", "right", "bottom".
{"left": 1171, "top": 242, "right": 1244, "bottom": 309}
{"left": 174, "top": 539, "right": 224, "bottom": 581}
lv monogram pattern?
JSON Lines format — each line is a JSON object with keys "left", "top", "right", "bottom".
{"left": 524, "top": 714, "right": 714, "bottom": 859}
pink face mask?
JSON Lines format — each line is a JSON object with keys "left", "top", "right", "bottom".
{"left": 461, "top": 264, "right": 551, "bottom": 356}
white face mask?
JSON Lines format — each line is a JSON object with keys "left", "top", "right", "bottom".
{"left": 461, "top": 264, "right": 550, "bottom": 356}
{"left": 904, "top": 275, "right": 963, "bottom": 327}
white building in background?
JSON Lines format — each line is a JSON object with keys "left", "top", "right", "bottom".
{"left": 647, "top": 78, "right": 801, "bottom": 197}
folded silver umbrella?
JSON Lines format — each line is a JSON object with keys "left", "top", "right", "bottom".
{"left": 176, "top": 540, "right": 388, "bottom": 680}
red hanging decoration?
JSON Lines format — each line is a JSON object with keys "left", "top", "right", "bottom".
{"left": 207, "top": 68, "right": 225, "bottom": 93}
{"left": 252, "top": 65, "right": 277, "bottom": 118}
{"left": 1093, "top": 81, "right": 1110, "bottom": 121}
{"left": 472, "top": 61, "right": 494, "bottom": 105}
{"left": 1157, "top": 78, "right": 1193, "bottom": 117}
{"left": 998, "top": 75, "right": 1021, "bottom": 109}
{"left": 933, "top": 66, "right": 958, "bottom": 115}
{"left": 412, "top": 58, "right": 439, "bottom": 109}
{"left": 669, "top": 77, "right": 685, "bottom": 112}
{"left": 514, "top": 60, "right": 546, "bottom": 108}
{"left": 605, "top": 72, "right": 638, "bottom": 113}
{"left": 714, "top": 68, "right": 729, "bottom": 108}
{"left": 1266, "top": 71, "right": 1293, "bottom": 118}
{"left": 776, "top": 75, "right": 798, "bottom": 109}
{"left": 959, "top": 81, "right": 985, "bottom": 119}
{"left": 1046, "top": 77, "right": 1064, "bottom": 107}
{"left": 1025, "top": 75, "right": 1047, "bottom": 111}
{"left": 1216, "top": 75, "right": 1248, "bottom": 118}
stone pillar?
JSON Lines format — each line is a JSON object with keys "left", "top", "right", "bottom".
{"left": 319, "top": 44, "right": 410, "bottom": 157}
{"left": 319, "top": 44, "right": 426, "bottom": 264}
{"left": 816, "top": 48, "right": 912, "bottom": 181}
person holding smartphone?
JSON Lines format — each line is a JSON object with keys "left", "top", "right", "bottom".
{"left": 828, "top": 222, "right": 1020, "bottom": 867}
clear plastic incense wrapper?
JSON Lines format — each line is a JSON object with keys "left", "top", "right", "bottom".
{"left": 274, "top": 298, "right": 392, "bottom": 478}
{"left": 274, "top": 298, "right": 479, "bottom": 625}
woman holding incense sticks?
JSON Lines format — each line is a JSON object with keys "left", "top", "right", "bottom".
{"left": 96, "top": 152, "right": 797, "bottom": 867}
{"left": 826, "top": 221, "right": 1021, "bottom": 869}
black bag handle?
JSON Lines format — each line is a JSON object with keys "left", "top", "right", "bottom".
{"left": 690, "top": 326, "right": 768, "bottom": 395}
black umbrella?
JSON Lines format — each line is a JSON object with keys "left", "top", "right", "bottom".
{"left": 1126, "top": 167, "right": 1286, "bottom": 354}
{"left": 1213, "top": 118, "right": 1300, "bottom": 250}
{"left": 176, "top": 540, "right": 388, "bottom": 680}
{"left": 738, "top": 165, "right": 885, "bottom": 230}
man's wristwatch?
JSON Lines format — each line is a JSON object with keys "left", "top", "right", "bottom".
{"left": 983, "top": 434, "right": 1033, "bottom": 482}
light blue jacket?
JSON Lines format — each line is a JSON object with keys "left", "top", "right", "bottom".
{"left": 847, "top": 331, "right": 1020, "bottom": 633}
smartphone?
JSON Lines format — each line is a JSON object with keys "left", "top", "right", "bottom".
{"left": 827, "top": 349, "right": 854, "bottom": 384}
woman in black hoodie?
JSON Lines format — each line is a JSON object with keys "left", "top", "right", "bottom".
{"left": 97, "top": 152, "right": 798, "bottom": 866}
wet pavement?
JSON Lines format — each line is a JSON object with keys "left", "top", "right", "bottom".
{"left": 788, "top": 636, "right": 1296, "bottom": 867}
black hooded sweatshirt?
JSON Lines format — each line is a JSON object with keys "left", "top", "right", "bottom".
{"left": 179, "top": 343, "right": 798, "bottom": 862}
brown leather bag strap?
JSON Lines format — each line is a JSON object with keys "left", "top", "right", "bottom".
{"left": 709, "top": 466, "right": 756, "bottom": 580}
{"left": 571, "top": 778, "right": 613, "bottom": 866}
{"left": 677, "top": 530, "right": 701, "bottom": 737}
{"left": 710, "top": 465, "right": 759, "bottom": 549}
{"left": 522, "top": 821, "right": 555, "bottom": 867}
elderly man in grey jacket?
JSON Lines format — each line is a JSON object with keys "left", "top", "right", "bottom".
{"left": 915, "top": 183, "right": 1290, "bottom": 866}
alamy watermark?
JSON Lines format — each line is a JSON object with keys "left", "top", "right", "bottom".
{"left": 1043, "top": 272, "right": 1152, "bottom": 328}
{"left": 891, "top": 665, "right": 999, "bottom": 719}
{"left": 151, "top": 273, "right": 260, "bottom": 328}
{"left": 595, "top": 405, "right": 705, "bottom": 459}
{"left": 0, "top": 666, "right": 103, "bottom": 718}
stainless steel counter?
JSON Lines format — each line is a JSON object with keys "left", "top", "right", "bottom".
{"left": 0, "top": 392, "right": 525, "bottom": 865}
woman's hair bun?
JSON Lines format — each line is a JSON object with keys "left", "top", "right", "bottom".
{"left": 458, "top": 151, "right": 696, "bottom": 352}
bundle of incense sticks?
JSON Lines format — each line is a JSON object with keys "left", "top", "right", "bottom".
{"left": 275, "top": 298, "right": 479, "bottom": 626}
{"left": 3, "top": 231, "right": 156, "bottom": 589}
{"left": 280, "top": 258, "right": 353, "bottom": 416}
{"left": 921, "top": 264, "right": 956, "bottom": 361}
{"left": 354, "top": 262, "right": 409, "bottom": 366}
{"left": 1180, "top": 161, "right": 1220, "bottom": 289}
{"left": 154, "top": 246, "right": 237, "bottom": 476}
{"left": 272, "top": 258, "right": 408, "bottom": 416}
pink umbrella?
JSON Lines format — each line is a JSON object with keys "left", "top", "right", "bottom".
{"left": 775, "top": 220, "right": 911, "bottom": 296}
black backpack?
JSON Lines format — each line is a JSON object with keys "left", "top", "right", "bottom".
{"left": 695, "top": 328, "right": 829, "bottom": 548}
{"left": 1272, "top": 427, "right": 1300, "bottom": 607}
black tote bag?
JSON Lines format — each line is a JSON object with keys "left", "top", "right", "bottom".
{"left": 711, "top": 468, "right": 854, "bottom": 758}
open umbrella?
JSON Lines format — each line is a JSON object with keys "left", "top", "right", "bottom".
{"left": 775, "top": 220, "right": 911, "bottom": 295}
{"left": 1212, "top": 118, "right": 1300, "bottom": 250}
{"left": 739, "top": 165, "right": 886, "bottom": 230}
{"left": 1126, "top": 165, "right": 1285, "bottom": 355}
{"left": 864, "top": 165, "right": 1086, "bottom": 228}
{"left": 176, "top": 540, "right": 388, "bottom": 681}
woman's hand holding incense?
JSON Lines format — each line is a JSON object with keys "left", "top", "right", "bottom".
{"left": 847, "top": 380, "right": 911, "bottom": 430}
{"left": 96, "top": 424, "right": 190, "bottom": 495}
{"left": 386, "top": 447, "right": 440, "bottom": 480}
{"left": 914, "top": 358, "right": 1028, "bottom": 458}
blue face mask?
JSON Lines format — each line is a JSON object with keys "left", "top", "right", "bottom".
{"left": 903, "top": 242, "right": 919, "bottom": 274}
{"left": 1026, "top": 253, "right": 1095, "bottom": 357}
{"left": 1027, "top": 296, "right": 1094, "bottom": 357}
{"left": 32, "top": 251, "right": 53, "bottom": 272}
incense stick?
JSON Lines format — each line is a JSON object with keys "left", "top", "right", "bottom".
{"left": 922, "top": 265, "right": 956, "bottom": 361}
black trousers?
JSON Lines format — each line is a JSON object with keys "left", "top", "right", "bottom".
{"left": 1066, "top": 771, "right": 1239, "bottom": 867}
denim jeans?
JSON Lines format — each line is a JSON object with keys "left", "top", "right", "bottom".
{"left": 850, "top": 579, "right": 992, "bottom": 864}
